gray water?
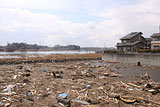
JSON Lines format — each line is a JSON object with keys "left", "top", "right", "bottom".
{"left": 0, "top": 51, "right": 95, "bottom": 59}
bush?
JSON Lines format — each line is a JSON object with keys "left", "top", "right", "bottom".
{"left": 137, "top": 49, "right": 160, "bottom": 53}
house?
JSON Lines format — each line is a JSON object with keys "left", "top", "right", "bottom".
{"left": 151, "top": 33, "right": 160, "bottom": 50}
{"left": 117, "top": 32, "right": 146, "bottom": 51}
{"left": 145, "top": 38, "right": 152, "bottom": 49}
{"left": 0, "top": 46, "right": 5, "bottom": 51}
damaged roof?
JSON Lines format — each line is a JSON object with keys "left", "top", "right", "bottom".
{"left": 120, "top": 32, "right": 143, "bottom": 40}
{"left": 151, "top": 33, "right": 160, "bottom": 37}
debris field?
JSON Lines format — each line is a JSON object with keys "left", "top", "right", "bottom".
{"left": 0, "top": 58, "right": 160, "bottom": 107}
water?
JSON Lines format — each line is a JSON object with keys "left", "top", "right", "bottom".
{"left": 0, "top": 56, "right": 21, "bottom": 59}
{"left": 0, "top": 51, "right": 95, "bottom": 59}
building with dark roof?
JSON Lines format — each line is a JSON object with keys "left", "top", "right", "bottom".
{"left": 145, "top": 38, "right": 152, "bottom": 49}
{"left": 0, "top": 46, "right": 5, "bottom": 51}
{"left": 151, "top": 33, "right": 160, "bottom": 50}
{"left": 117, "top": 32, "right": 146, "bottom": 51}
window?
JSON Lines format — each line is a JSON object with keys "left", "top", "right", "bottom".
{"left": 153, "top": 45, "right": 160, "bottom": 49}
{"left": 153, "top": 37, "right": 160, "bottom": 41}
{"left": 126, "top": 47, "right": 131, "bottom": 50}
{"left": 123, "top": 40, "right": 127, "bottom": 43}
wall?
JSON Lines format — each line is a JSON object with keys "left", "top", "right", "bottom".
{"left": 102, "top": 52, "right": 160, "bottom": 66}
{"left": 151, "top": 41, "right": 160, "bottom": 50}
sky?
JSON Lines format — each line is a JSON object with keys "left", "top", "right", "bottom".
{"left": 0, "top": 0, "right": 160, "bottom": 47}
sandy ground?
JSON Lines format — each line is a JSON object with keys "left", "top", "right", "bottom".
{"left": 0, "top": 54, "right": 160, "bottom": 107}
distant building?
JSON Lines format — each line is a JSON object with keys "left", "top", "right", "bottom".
{"left": 117, "top": 32, "right": 146, "bottom": 51}
{"left": 145, "top": 38, "right": 152, "bottom": 49}
{"left": 0, "top": 46, "right": 5, "bottom": 51}
{"left": 53, "top": 45, "right": 80, "bottom": 50}
{"left": 151, "top": 33, "right": 160, "bottom": 50}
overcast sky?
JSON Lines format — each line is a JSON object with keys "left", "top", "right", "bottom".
{"left": 0, "top": 0, "right": 160, "bottom": 47}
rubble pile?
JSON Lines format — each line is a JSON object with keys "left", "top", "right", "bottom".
{"left": 0, "top": 60, "right": 160, "bottom": 107}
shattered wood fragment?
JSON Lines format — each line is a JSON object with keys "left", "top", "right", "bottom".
{"left": 127, "top": 83, "right": 142, "bottom": 88}
{"left": 120, "top": 96, "right": 137, "bottom": 103}
{"left": 0, "top": 54, "right": 160, "bottom": 107}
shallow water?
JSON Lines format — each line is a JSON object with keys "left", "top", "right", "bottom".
{"left": 0, "top": 51, "right": 94, "bottom": 55}
{"left": 0, "top": 51, "right": 95, "bottom": 59}
{"left": 0, "top": 55, "right": 21, "bottom": 59}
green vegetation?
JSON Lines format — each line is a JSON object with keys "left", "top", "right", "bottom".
{"left": 104, "top": 50, "right": 119, "bottom": 53}
{"left": 5, "top": 43, "right": 47, "bottom": 52}
{"left": 137, "top": 49, "right": 160, "bottom": 53}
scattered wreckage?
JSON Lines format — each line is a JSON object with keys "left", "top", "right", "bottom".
{"left": 0, "top": 59, "right": 160, "bottom": 107}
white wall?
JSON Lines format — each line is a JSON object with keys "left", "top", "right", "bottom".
{"left": 102, "top": 52, "right": 160, "bottom": 66}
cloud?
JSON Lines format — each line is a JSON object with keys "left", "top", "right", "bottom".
{"left": 0, "top": 8, "right": 120, "bottom": 47}
{"left": 0, "top": 0, "right": 75, "bottom": 11}
{"left": 93, "top": 0, "right": 160, "bottom": 37}
{"left": 0, "top": 0, "right": 160, "bottom": 47}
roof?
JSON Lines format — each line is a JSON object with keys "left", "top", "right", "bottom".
{"left": 120, "top": 32, "right": 143, "bottom": 40}
{"left": 145, "top": 38, "right": 152, "bottom": 41}
{"left": 151, "top": 33, "right": 160, "bottom": 37}
{"left": 117, "top": 41, "right": 141, "bottom": 47}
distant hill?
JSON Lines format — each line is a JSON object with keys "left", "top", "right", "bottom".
{"left": 5, "top": 43, "right": 48, "bottom": 52}
{"left": 0, "top": 42, "right": 114, "bottom": 52}
{"left": 80, "top": 47, "right": 115, "bottom": 52}
{"left": 53, "top": 45, "right": 80, "bottom": 50}
{"left": 1, "top": 43, "right": 81, "bottom": 52}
